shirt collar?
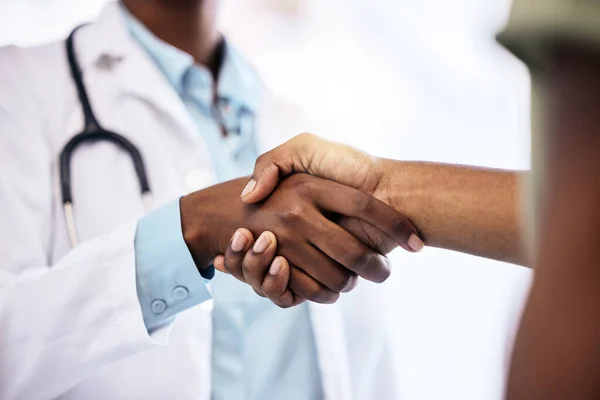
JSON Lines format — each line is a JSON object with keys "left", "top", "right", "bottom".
{"left": 119, "top": 2, "right": 261, "bottom": 113}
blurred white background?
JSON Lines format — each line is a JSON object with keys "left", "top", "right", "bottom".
{"left": 0, "top": 0, "right": 533, "bottom": 399}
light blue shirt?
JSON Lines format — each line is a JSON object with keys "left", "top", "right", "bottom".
{"left": 123, "top": 5, "right": 322, "bottom": 399}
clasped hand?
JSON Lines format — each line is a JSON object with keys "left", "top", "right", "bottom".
{"left": 181, "top": 134, "right": 423, "bottom": 308}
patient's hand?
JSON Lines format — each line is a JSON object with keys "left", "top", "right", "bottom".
{"left": 240, "top": 133, "right": 387, "bottom": 204}
{"left": 240, "top": 133, "right": 424, "bottom": 254}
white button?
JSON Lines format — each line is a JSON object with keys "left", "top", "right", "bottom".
{"left": 151, "top": 299, "right": 167, "bottom": 314}
{"left": 173, "top": 286, "right": 189, "bottom": 300}
{"left": 184, "top": 169, "right": 213, "bottom": 192}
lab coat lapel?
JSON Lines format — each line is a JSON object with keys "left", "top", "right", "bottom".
{"left": 77, "top": 2, "right": 202, "bottom": 147}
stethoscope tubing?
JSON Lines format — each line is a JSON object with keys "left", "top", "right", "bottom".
{"left": 61, "top": 26, "right": 152, "bottom": 247}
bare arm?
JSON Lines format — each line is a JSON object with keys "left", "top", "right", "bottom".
{"left": 378, "top": 160, "right": 526, "bottom": 265}
{"left": 241, "top": 134, "right": 527, "bottom": 266}
{"left": 506, "top": 43, "right": 600, "bottom": 400}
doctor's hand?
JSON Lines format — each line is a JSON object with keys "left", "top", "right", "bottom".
{"left": 213, "top": 215, "right": 405, "bottom": 308}
{"left": 213, "top": 230, "right": 302, "bottom": 308}
{"left": 181, "top": 173, "right": 419, "bottom": 304}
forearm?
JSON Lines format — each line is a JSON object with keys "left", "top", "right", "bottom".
{"left": 379, "top": 160, "right": 527, "bottom": 265}
{"left": 243, "top": 133, "right": 527, "bottom": 264}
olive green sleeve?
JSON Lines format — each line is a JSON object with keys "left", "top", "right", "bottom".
{"left": 498, "top": 0, "right": 600, "bottom": 72}
{"left": 496, "top": 0, "right": 600, "bottom": 249}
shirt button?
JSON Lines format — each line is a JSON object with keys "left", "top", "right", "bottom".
{"left": 173, "top": 286, "right": 189, "bottom": 300}
{"left": 151, "top": 299, "right": 167, "bottom": 314}
{"left": 184, "top": 169, "right": 213, "bottom": 192}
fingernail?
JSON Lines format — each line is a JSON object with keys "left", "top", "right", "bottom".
{"left": 253, "top": 232, "right": 271, "bottom": 253}
{"left": 241, "top": 179, "right": 256, "bottom": 197}
{"left": 408, "top": 233, "right": 424, "bottom": 252}
{"left": 231, "top": 230, "right": 248, "bottom": 252}
{"left": 269, "top": 257, "right": 282, "bottom": 275}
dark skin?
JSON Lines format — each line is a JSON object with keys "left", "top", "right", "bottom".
{"left": 215, "top": 132, "right": 521, "bottom": 307}
{"left": 505, "top": 43, "right": 600, "bottom": 400}
{"left": 181, "top": 174, "right": 420, "bottom": 304}
{"left": 218, "top": 42, "right": 600, "bottom": 395}
{"left": 122, "top": 0, "right": 222, "bottom": 76}
{"left": 122, "top": 0, "right": 423, "bottom": 302}
{"left": 130, "top": 0, "right": 600, "bottom": 394}
{"left": 233, "top": 134, "right": 523, "bottom": 265}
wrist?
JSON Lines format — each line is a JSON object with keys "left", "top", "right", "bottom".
{"left": 179, "top": 178, "right": 249, "bottom": 271}
{"left": 372, "top": 159, "right": 425, "bottom": 218}
{"left": 180, "top": 193, "right": 216, "bottom": 272}
{"left": 372, "top": 159, "right": 405, "bottom": 208}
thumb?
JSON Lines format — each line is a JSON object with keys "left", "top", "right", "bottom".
{"left": 240, "top": 162, "right": 282, "bottom": 204}
{"left": 241, "top": 133, "right": 317, "bottom": 203}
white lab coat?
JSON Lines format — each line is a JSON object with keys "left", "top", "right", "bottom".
{"left": 0, "top": 3, "right": 401, "bottom": 399}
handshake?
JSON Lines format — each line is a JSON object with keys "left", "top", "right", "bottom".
{"left": 180, "top": 133, "right": 424, "bottom": 308}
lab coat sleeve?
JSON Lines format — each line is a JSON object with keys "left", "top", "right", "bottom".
{"left": 0, "top": 223, "right": 160, "bottom": 400}
{"left": 0, "top": 46, "right": 193, "bottom": 400}
{"left": 134, "top": 200, "right": 212, "bottom": 330}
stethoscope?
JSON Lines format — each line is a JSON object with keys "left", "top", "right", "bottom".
{"left": 61, "top": 27, "right": 152, "bottom": 248}
{"left": 61, "top": 27, "right": 256, "bottom": 251}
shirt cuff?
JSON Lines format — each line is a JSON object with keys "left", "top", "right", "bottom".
{"left": 134, "top": 199, "right": 212, "bottom": 331}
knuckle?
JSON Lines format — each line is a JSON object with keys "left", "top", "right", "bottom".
{"left": 255, "top": 152, "right": 270, "bottom": 167}
{"left": 274, "top": 299, "right": 293, "bottom": 309}
{"left": 307, "top": 287, "right": 338, "bottom": 304}
{"left": 352, "top": 193, "right": 373, "bottom": 214}
{"left": 276, "top": 206, "right": 306, "bottom": 225}
{"left": 393, "top": 218, "right": 409, "bottom": 235}
{"left": 330, "top": 272, "right": 354, "bottom": 293}
{"left": 287, "top": 170, "right": 309, "bottom": 183}
{"left": 371, "top": 256, "right": 392, "bottom": 283}
{"left": 291, "top": 204, "right": 308, "bottom": 219}
{"left": 297, "top": 132, "right": 314, "bottom": 141}
{"left": 319, "top": 225, "right": 336, "bottom": 240}
{"left": 289, "top": 177, "right": 312, "bottom": 195}
{"left": 346, "top": 246, "right": 371, "bottom": 272}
